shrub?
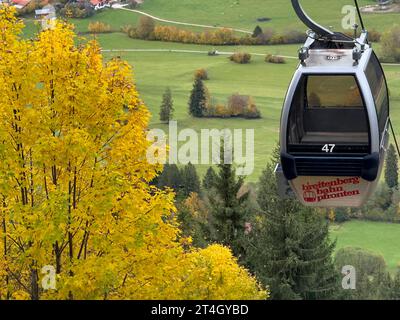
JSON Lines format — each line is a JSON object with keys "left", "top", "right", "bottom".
{"left": 268, "top": 34, "right": 285, "bottom": 45}
{"left": 227, "top": 94, "right": 248, "bottom": 116}
{"left": 88, "top": 21, "right": 112, "bottom": 34}
{"left": 127, "top": 0, "right": 140, "bottom": 9}
{"left": 194, "top": 68, "right": 209, "bottom": 80}
{"left": 265, "top": 54, "right": 286, "bottom": 64}
{"left": 381, "top": 24, "right": 400, "bottom": 62}
{"left": 121, "top": 24, "right": 133, "bottom": 34}
{"left": 369, "top": 29, "right": 382, "bottom": 42}
{"left": 59, "top": 1, "right": 94, "bottom": 18}
{"left": 227, "top": 94, "right": 261, "bottom": 118}
{"left": 214, "top": 104, "right": 232, "bottom": 118}
{"left": 136, "top": 16, "right": 155, "bottom": 40}
{"left": 244, "top": 97, "right": 262, "bottom": 119}
{"left": 282, "top": 29, "right": 306, "bottom": 44}
{"left": 229, "top": 52, "right": 251, "bottom": 64}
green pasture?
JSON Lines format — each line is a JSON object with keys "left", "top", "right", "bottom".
{"left": 331, "top": 220, "right": 400, "bottom": 273}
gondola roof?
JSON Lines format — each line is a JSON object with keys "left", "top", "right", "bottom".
{"left": 300, "top": 46, "right": 371, "bottom": 70}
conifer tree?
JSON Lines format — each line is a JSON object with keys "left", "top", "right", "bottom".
{"left": 209, "top": 148, "right": 249, "bottom": 257}
{"left": 159, "top": 87, "right": 174, "bottom": 123}
{"left": 391, "top": 270, "right": 400, "bottom": 299}
{"left": 157, "top": 164, "right": 182, "bottom": 191}
{"left": 188, "top": 77, "right": 207, "bottom": 117}
{"left": 252, "top": 25, "right": 263, "bottom": 38}
{"left": 181, "top": 162, "right": 201, "bottom": 197}
{"left": 246, "top": 146, "right": 338, "bottom": 300}
{"left": 203, "top": 166, "right": 217, "bottom": 190}
{"left": 385, "top": 143, "right": 398, "bottom": 189}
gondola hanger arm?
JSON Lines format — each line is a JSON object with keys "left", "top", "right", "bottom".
{"left": 291, "top": 0, "right": 335, "bottom": 38}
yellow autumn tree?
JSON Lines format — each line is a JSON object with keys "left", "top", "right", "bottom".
{"left": 0, "top": 7, "right": 267, "bottom": 300}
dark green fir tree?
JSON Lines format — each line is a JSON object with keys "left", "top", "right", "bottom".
{"left": 159, "top": 87, "right": 174, "bottom": 123}
{"left": 385, "top": 143, "right": 398, "bottom": 189}
{"left": 245, "top": 146, "right": 338, "bottom": 300}
{"left": 188, "top": 77, "right": 207, "bottom": 117}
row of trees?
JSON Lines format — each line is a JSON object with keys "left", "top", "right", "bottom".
{"left": 123, "top": 16, "right": 307, "bottom": 46}
{"left": 158, "top": 75, "right": 262, "bottom": 123}
{"left": 188, "top": 77, "right": 262, "bottom": 119}
{"left": 124, "top": 17, "right": 399, "bottom": 62}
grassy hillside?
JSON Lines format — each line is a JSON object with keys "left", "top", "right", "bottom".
{"left": 331, "top": 221, "right": 400, "bottom": 273}
{"left": 21, "top": 0, "right": 399, "bottom": 36}
{"left": 83, "top": 0, "right": 400, "bottom": 33}
{"left": 139, "top": 0, "right": 399, "bottom": 31}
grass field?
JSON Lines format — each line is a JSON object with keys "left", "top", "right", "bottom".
{"left": 137, "top": 0, "right": 400, "bottom": 32}
{"left": 52, "top": 0, "right": 400, "bottom": 35}
{"left": 20, "top": 0, "right": 400, "bottom": 36}
{"left": 331, "top": 221, "right": 400, "bottom": 273}
{"left": 102, "top": 42, "right": 299, "bottom": 179}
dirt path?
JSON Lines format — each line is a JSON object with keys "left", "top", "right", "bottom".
{"left": 113, "top": 6, "right": 253, "bottom": 35}
{"left": 101, "top": 48, "right": 297, "bottom": 59}
{"left": 101, "top": 48, "right": 400, "bottom": 66}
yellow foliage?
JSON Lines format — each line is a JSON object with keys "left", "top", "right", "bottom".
{"left": 88, "top": 21, "right": 112, "bottom": 34}
{"left": 0, "top": 7, "right": 267, "bottom": 300}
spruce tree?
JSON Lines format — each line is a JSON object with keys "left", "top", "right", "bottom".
{"left": 203, "top": 166, "right": 217, "bottom": 190}
{"left": 391, "top": 270, "right": 400, "bottom": 299}
{"left": 157, "top": 164, "right": 182, "bottom": 191}
{"left": 252, "top": 25, "right": 263, "bottom": 38}
{"left": 159, "top": 87, "right": 174, "bottom": 123}
{"left": 385, "top": 143, "right": 398, "bottom": 189}
{"left": 188, "top": 77, "right": 207, "bottom": 117}
{"left": 245, "top": 146, "right": 338, "bottom": 300}
{"left": 209, "top": 148, "right": 249, "bottom": 257}
{"left": 181, "top": 162, "right": 201, "bottom": 197}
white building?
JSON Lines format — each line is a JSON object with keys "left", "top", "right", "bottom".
{"left": 35, "top": 4, "right": 56, "bottom": 30}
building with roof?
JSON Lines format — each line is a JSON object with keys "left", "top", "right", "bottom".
{"left": 35, "top": 4, "right": 56, "bottom": 30}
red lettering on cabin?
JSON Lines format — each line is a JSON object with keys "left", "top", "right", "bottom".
{"left": 301, "top": 178, "right": 361, "bottom": 203}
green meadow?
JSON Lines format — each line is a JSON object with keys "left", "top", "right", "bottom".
{"left": 331, "top": 221, "right": 400, "bottom": 273}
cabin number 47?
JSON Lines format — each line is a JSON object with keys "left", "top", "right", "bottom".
{"left": 322, "top": 144, "right": 336, "bottom": 153}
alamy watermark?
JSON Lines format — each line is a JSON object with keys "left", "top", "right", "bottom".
{"left": 147, "top": 121, "right": 255, "bottom": 176}
{"left": 41, "top": 265, "right": 56, "bottom": 290}
{"left": 342, "top": 265, "right": 356, "bottom": 290}
{"left": 342, "top": 5, "right": 357, "bottom": 30}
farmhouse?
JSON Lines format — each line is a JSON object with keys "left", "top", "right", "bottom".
{"left": 35, "top": 4, "right": 56, "bottom": 29}
{"left": 87, "top": 0, "right": 111, "bottom": 10}
{"left": 11, "top": 0, "right": 31, "bottom": 9}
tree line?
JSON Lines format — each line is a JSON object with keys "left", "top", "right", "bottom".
{"left": 123, "top": 16, "right": 307, "bottom": 46}
{"left": 158, "top": 72, "right": 262, "bottom": 123}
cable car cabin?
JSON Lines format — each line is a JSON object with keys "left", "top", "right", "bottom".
{"left": 280, "top": 36, "right": 389, "bottom": 207}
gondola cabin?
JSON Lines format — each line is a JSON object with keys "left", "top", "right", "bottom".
{"left": 280, "top": 32, "right": 389, "bottom": 207}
